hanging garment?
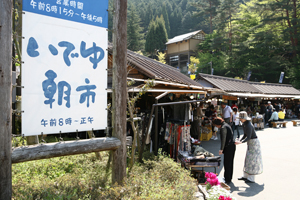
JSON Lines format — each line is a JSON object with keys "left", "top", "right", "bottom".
{"left": 165, "top": 122, "right": 172, "bottom": 140}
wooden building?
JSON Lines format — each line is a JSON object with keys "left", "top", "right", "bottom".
{"left": 165, "top": 30, "right": 205, "bottom": 73}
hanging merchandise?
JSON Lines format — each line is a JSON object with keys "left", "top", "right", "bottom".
{"left": 165, "top": 122, "right": 172, "bottom": 140}
{"left": 180, "top": 125, "right": 191, "bottom": 152}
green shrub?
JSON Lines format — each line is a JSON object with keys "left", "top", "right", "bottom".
{"left": 12, "top": 151, "right": 197, "bottom": 199}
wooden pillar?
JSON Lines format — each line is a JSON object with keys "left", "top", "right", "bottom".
{"left": 112, "top": 0, "right": 127, "bottom": 185}
{"left": 154, "top": 99, "right": 158, "bottom": 155}
{"left": 0, "top": 0, "right": 13, "bottom": 199}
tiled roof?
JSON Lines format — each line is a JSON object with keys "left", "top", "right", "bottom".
{"left": 197, "top": 73, "right": 300, "bottom": 95}
{"left": 197, "top": 73, "right": 261, "bottom": 93}
{"left": 250, "top": 82, "right": 300, "bottom": 95}
{"left": 166, "top": 30, "right": 202, "bottom": 45}
{"left": 108, "top": 44, "right": 203, "bottom": 88}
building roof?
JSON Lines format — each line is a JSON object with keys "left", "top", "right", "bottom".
{"left": 108, "top": 44, "right": 204, "bottom": 89}
{"left": 166, "top": 30, "right": 203, "bottom": 45}
{"left": 197, "top": 73, "right": 261, "bottom": 93}
{"left": 197, "top": 73, "right": 300, "bottom": 95}
{"left": 250, "top": 82, "right": 300, "bottom": 95}
{"left": 126, "top": 50, "right": 203, "bottom": 88}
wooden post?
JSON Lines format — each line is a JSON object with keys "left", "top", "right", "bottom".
{"left": 154, "top": 99, "right": 158, "bottom": 155}
{"left": 112, "top": 0, "right": 127, "bottom": 185}
{"left": 0, "top": 0, "right": 13, "bottom": 199}
{"left": 87, "top": 131, "right": 102, "bottom": 160}
{"left": 26, "top": 136, "right": 39, "bottom": 145}
{"left": 12, "top": 137, "right": 121, "bottom": 164}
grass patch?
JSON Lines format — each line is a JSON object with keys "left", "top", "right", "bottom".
{"left": 12, "top": 151, "right": 197, "bottom": 199}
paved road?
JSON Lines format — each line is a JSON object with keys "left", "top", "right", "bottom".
{"left": 201, "top": 119, "right": 300, "bottom": 200}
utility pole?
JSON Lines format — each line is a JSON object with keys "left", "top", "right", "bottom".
{"left": 112, "top": 0, "right": 127, "bottom": 185}
{"left": 0, "top": 0, "right": 13, "bottom": 199}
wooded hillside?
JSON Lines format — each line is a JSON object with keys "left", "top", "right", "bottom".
{"left": 107, "top": 0, "right": 300, "bottom": 87}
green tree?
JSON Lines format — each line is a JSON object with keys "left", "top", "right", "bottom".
{"left": 161, "top": 3, "right": 171, "bottom": 36}
{"left": 145, "top": 20, "right": 157, "bottom": 56}
{"left": 192, "top": 0, "right": 220, "bottom": 34}
{"left": 127, "top": 5, "right": 145, "bottom": 51}
{"left": 155, "top": 15, "right": 168, "bottom": 50}
{"left": 145, "top": 16, "right": 168, "bottom": 56}
{"left": 256, "top": 0, "right": 300, "bottom": 86}
{"left": 145, "top": 4, "right": 154, "bottom": 29}
{"left": 169, "top": 7, "right": 183, "bottom": 38}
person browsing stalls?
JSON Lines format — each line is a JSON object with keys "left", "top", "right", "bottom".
{"left": 235, "top": 111, "right": 263, "bottom": 183}
{"left": 213, "top": 117, "right": 236, "bottom": 184}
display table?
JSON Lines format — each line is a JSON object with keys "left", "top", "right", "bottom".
{"left": 178, "top": 150, "right": 221, "bottom": 183}
{"left": 252, "top": 115, "right": 264, "bottom": 130}
{"left": 177, "top": 151, "right": 221, "bottom": 173}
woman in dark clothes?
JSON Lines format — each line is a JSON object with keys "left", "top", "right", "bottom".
{"left": 213, "top": 117, "right": 236, "bottom": 184}
{"left": 235, "top": 111, "right": 263, "bottom": 183}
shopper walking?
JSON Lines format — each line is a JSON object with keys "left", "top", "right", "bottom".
{"left": 232, "top": 108, "right": 240, "bottom": 139}
{"left": 235, "top": 111, "right": 263, "bottom": 183}
{"left": 213, "top": 117, "right": 236, "bottom": 184}
{"left": 221, "top": 102, "right": 233, "bottom": 124}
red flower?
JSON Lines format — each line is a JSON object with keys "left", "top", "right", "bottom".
{"left": 219, "top": 195, "right": 225, "bottom": 200}
{"left": 210, "top": 172, "right": 217, "bottom": 179}
{"left": 205, "top": 172, "right": 210, "bottom": 178}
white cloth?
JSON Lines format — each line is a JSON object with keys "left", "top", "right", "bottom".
{"left": 243, "top": 171, "right": 255, "bottom": 182}
{"left": 223, "top": 105, "right": 233, "bottom": 118}
{"left": 233, "top": 112, "right": 240, "bottom": 125}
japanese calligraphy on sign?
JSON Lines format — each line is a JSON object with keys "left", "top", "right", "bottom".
{"left": 22, "top": 0, "right": 108, "bottom": 136}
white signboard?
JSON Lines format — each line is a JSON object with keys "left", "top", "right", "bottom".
{"left": 22, "top": 0, "right": 108, "bottom": 136}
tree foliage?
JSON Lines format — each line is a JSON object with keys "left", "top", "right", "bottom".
{"left": 145, "top": 16, "right": 168, "bottom": 55}
{"left": 156, "top": 52, "right": 167, "bottom": 64}
{"left": 127, "top": 5, "right": 145, "bottom": 51}
{"left": 108, "top": 0, "right": 300, "bottom": 87}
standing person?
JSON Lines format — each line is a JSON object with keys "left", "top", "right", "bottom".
{"left": 209, "top": 105, "right": 218, "bottom": 140}
{"left": 232, "top": 108, "right": 240, "bottom": 139}
{"left": 221, "top": 102, "right": 233, "bottom": 124}
{"left": 235, "top": 111, "right": 263, "bottom": 183}
{"left": 265, "top": 101, "right": 273, "bottom": 125}
{"left": 231, "top": 102, "right": 238, "bottom": 109}
{"left": 274, "top": 102, "right": 280, "bottom": 112}
{"left": 213, "top": 117, "right": 236, "bottom": 184}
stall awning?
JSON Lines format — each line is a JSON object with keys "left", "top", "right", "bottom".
{"left": 107, "top": 88, "right": 206, "bottom": 94}
{"left": 227, "top": 92, "right": 300, "bottom": 99}
{"left": 128, "top": 88, "right": 206, "bottom": 94}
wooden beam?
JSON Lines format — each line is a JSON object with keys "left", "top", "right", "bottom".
{"left": 112, "top": 0, "right": 128, "bottom": 185}
{"left": 0, "top": 0, "right": 13, "bottom": 199}
{"left": 11, "top": 137, "right": 122, "bottom": 164}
